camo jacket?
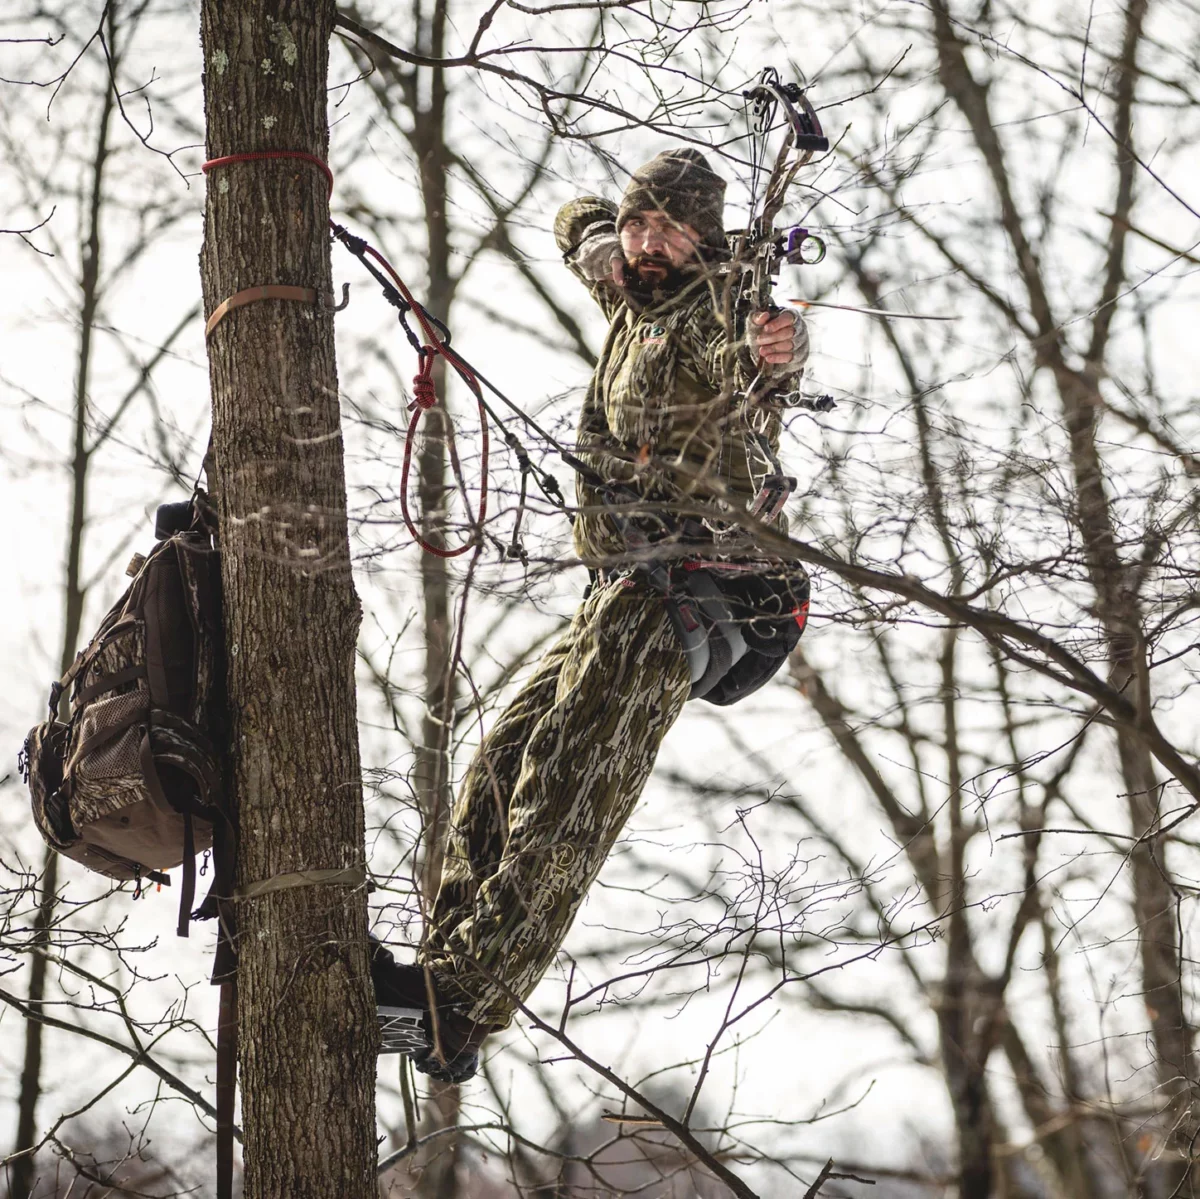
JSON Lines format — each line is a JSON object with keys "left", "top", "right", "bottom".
{"left": 554, "top": 196, "right": 809, "bottom": 563}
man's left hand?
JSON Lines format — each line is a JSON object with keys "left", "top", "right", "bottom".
{"left": 749, "top": 309, "right": 806, "bottom": 368}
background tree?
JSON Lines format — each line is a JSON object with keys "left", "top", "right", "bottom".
{"left": 339, "top": 25, "right": 602, "bottom": 1194}
{"left": 1, "top": 3, "right": 203, "bottom": 1194}
{"left": 655, "top": 0, "right": 1200, "bottom": 1192}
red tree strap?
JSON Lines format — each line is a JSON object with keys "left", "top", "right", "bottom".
{"left": 205, "top": 284, "right": 343, "bottom": 338}
{"left": 202, "top": 150, "right": 334, "bottom": 196}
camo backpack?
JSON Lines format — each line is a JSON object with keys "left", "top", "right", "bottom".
{"left": 20, "top": 494, "right": 233, "bottom": 936}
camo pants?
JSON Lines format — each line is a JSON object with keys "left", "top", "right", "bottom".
{"left": 420, "top": 575, "right": 691, "bottom": 1027}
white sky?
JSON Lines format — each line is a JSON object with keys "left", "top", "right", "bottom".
{"left": 2, "top": 1, "right": 1199, "bottom": 1193}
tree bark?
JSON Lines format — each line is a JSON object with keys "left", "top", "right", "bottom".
{"left": 198, "top": 4, "right": 376, "bottom": 1196}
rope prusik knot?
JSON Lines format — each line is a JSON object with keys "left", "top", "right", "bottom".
{"left": 411, "top": 350, "right": 438, "bottom": 412}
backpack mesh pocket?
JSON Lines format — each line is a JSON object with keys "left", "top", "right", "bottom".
{"left": 69, "top": 689, "right": 150, "bottom": 831}
{"left": 74, "top": 689, "right": 147, "bottom": 781}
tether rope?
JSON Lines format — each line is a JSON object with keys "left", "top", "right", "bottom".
{"left": 202, "top": 149, "right": 489, "bottom": 558}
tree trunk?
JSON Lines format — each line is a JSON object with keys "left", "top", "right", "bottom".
{"left": 10, "top": 28, "right": 116, "bottom": 1192}
{"left": 410, "top": 10, "right": 464, "bottom": 1192}
{"left": 929, "top": 0, "right": 1193, "bottom": 1176}
{"left": 198, "top": 4, "right": 376, "bottom": 1196}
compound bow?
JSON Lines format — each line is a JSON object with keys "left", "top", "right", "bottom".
{"left": 739, "top": 66, "right": 829, "bottom": 317}
{"left": 726, "top": 68, "right": 833, "bottom": 523}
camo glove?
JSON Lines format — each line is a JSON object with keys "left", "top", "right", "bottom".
{"left": 573, "top": 227, "right": 624, "bottom": 283}
{"left": 746, "top": 308, "right": 810, "bottom": 374}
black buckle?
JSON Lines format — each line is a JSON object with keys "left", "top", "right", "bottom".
{"left": 749, "top": 474, "right": 796, "bottom": 522}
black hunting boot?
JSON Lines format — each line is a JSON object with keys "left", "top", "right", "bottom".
{"left": 368, "top": 938, "right": 497, "bottom": 1084}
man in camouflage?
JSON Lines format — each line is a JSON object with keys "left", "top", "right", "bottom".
{"left": 372, "top": 148, "right": 809, "bottom": 1081}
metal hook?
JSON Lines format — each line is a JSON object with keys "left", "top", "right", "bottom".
{"left": 322, "top": 282, "right": 351, "bottom": 312}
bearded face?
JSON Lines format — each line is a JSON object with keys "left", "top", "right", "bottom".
{"left": 622, "top": 251, "right": 692, "bottom": 300}
{"left": 617, "top": 211, "right": 706, "bottom": 302}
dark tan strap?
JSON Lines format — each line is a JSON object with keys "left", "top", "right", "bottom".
{"left": 54, "top": 656, "right": 86, "bottom": 700}
{"left": 178, "top": 812, "right": 196, "bottom": 938}
{"left": 204, "top": 282, "right": 348, "bottom": 337}
{"left": 216, "top": 977, "right": 237, "bottom": 1199}
{"left": 73, "top": 664, "right": 146, "bottom": 707}
{"left": 140, "top": 563, "right": 171, "bottom": 709}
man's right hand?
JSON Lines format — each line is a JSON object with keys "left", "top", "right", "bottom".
{"left": 748, "top": 308, "right": 809, "bottom": 370}
{"left": 574, "top": 229, "right": 625, "bottom": 285}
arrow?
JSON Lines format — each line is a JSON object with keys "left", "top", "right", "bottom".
{"left": 787, "top": 298, "right": 957, "bottom": 321}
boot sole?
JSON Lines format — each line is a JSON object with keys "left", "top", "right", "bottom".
{"left": 377, "top": 1005, "right": 428, "bottom": 1055}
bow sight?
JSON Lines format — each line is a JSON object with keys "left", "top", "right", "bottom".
{"left": 779, "top": 225, "right": 827, "bottom": 267}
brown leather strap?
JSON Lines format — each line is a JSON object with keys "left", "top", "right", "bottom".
{"left": 216, "top": 976, "right": 237, "bottom": 1199}
{"left": 204, "top": 283, "right": 347, "bottom": 337}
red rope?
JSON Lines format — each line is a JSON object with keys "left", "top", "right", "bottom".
{"left": 357, "top": 244, "right": 490, "bottom": 560}
{"left": 201, "top": 150, "right": 488, "bottom": 559}
{"left": 202, "top": 150, "right": 334, "bottom": 196}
